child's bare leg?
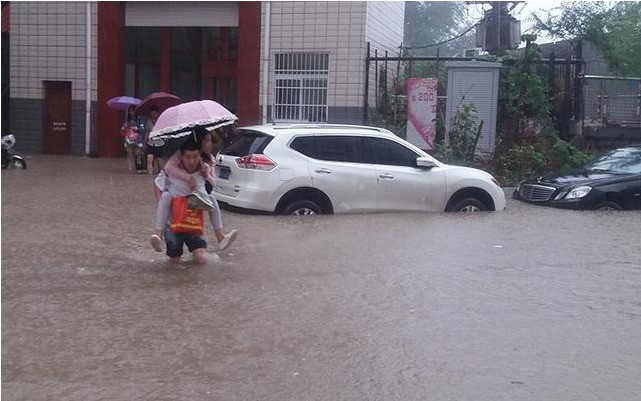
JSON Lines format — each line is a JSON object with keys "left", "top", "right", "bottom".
{"left": 147, "top": 154, "right": 155, "bottom": 175}
{"left": 207, "top": 194, "right": 227, "bottom": 243}
{"left": 150, "top": 194, "right": 172, "bottom": 252}
{"left": 155, "top": 192, "right": 173, "bottom": 236}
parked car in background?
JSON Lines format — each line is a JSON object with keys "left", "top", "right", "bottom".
{"left": 514, "top": 144, "right": 641, "bottom": 210}
{"left": 213, "top": 124, "right": 506, "bottom": 215}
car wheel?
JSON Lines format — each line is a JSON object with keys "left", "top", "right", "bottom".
{"left": 283, "top": 200, "right": 321, "bottom": 215}
{"left": 594, "top": 201, "right": 623, "bottom": 211}
{"left": 448, "top": 197, "right": 486, "bottom": 212}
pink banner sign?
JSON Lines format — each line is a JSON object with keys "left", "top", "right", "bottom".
{"left": 407, "top": 78, "right": 438, "bottom": 149}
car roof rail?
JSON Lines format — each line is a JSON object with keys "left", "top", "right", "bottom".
{"left": 272, "top": 123, "right": 391, "bottom": 133}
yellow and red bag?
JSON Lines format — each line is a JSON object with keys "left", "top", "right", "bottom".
{"left": 170, "top": 196, "right": 204, "bottom": 235}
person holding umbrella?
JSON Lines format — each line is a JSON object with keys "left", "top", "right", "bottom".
{"left": 107, "top": 95, "right": 142, "bottom": 172}
{"left": 150, "top": 126, "right": 238, "bottom": 254}
{"left": 121, "top": 105, "right": 143, "bottom": 172}
{"left": 153, "top": 138, "right": 210, "bottom": 265}
{"left": 136, "top": 92, "right": 181, "bottom": 175}
{"left": 147, "top": 100, "right": 240, "bottom": 254}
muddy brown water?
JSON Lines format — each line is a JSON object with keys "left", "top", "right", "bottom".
{"left": 2, "top": 155, "right": 641, "bottom": 400}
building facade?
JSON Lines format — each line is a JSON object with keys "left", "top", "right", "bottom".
{"left": 5, "top": 1, "right": 404, "bottom": 157}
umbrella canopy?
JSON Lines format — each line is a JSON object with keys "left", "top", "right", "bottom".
{"left": 106, "top": 96, "right": 141, "bottom": 111}
{"left": 134, "top": 92, "right": 181, "bottom": 116}
{"left": 148, "top": 100, "right": 237, "bottom": 152}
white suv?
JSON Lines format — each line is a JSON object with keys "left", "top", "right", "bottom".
{"left": 213, "top": 124, "right": 506, "bottom": 215}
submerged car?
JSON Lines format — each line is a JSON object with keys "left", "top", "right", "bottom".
{"left": 514, "top": 145, "right": 641, "bottom": 210}
{"left": 213, "top": 124, "right": 506, "bottom": 215}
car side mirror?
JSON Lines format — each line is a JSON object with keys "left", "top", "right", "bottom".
{"left": 416, "top": 157, "right": 437, "bottom": 169}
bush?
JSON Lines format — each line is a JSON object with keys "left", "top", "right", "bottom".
{"left": 495, "top": 129, "right": 592, "bottom": 185}
{"left": 439, "top": 101, "right": 482, "bottom": 165}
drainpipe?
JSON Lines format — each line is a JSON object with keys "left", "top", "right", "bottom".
{"left": 262, "top": 2, "right": 271, "bottom": 124}
{"left": 85, "top": 2, "right": 91, "bottom": 156}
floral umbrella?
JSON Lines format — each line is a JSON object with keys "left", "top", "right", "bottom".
{"left": 106, "top": 96, "right": 141, "bottom": 111}
{"left": 134, "top": 92, "right": 181, "bottom": 116}
{"left": 148, "top": 100, "right": 237, "bottom": 154}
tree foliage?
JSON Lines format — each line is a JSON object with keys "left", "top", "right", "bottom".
{"left": 404, "top": 1, "right": 476, "bottom": 57}
{"left": 531, "top": 1, "right": 641, "bottom": 76}
{"left": 500, "top": 35, "right": 551, "bottom": 125}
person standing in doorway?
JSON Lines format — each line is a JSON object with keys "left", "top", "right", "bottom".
{"left": 121, "top": 105, "right": 141, "bottom": 172}
{"left": 143, "top": 106, "right": 163, "bottom": 175}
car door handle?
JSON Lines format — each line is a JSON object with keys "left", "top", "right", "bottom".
{"left": 315, "top": 168, "right": 332, "bottom": 174}
{"left": 379, "top": 173, "right": 394, "bottom": 179}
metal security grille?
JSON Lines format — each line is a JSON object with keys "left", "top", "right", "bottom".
{"left": 273, "top": 53, "right": 329, "bottom": 123}
{"left": 584, "top": 76, "right": 641, "bottom": 127}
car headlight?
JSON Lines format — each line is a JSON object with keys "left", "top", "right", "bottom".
{"left": 563, "top": 185, "right": 592, "bottom": 200}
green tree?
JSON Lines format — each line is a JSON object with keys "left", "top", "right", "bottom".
{"left": 499, "top": 34, "right": 552, "bottom": 130}
{"left": 404, "top": 1, "right": 476, "bottom": 57}
{"left": 532, "top": 1, "right": 641, "bottom": 76}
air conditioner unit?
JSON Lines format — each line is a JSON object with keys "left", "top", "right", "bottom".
{"left": 464, "top": 48, "right": 482, "bottom": 58}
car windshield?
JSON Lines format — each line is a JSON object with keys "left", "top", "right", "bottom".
{"left": 584, "top": 147, "right": 641, "bottom": 174}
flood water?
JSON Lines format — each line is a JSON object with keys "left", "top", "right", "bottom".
{"left": 2, "top": 155, "right": 641, "bottom": 400}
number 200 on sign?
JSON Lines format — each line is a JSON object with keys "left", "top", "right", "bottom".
{"left": 417, "top": 93, "right": 435, "bottom": 101}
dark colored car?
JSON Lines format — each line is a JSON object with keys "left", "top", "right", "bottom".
{"left": 513, "top": 145, "right": 641, "bottom": 210}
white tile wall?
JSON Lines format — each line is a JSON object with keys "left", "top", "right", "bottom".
{"left": 259, "top": 1, "right": 370, "bottom": 112}
{"left": 10, "top": 1, "right": 98, "bottom": 101}
{"left": 258, "top": 1, "right": 404, "bottom": 116}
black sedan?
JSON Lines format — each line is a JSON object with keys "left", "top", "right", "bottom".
{"left": 514, "top": 145, "right": 641, "bottom": 210}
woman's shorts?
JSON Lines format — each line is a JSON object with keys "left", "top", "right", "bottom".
{"left": 146, "top": 146, "right": 163, "bottom": 158}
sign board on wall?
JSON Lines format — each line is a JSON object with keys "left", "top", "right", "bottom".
{"left": 406, "top": 78, "right": 438, "bottom": 150}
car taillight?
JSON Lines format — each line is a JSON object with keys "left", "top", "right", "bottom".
{"left": 235, "top": 154, "right": 276, "bottom": 171}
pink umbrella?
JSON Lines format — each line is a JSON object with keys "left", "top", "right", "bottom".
{"left": 134, "top": 92, "right": 181, "bottom": 116}
{"left": 148, "top": 100, "right": 237, "bottom": 151}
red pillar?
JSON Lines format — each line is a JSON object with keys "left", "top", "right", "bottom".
{"left": 236, "top": 2, "right": 261, "bottom": 125}
{"left": 160, "top": 27, "right": 171, "bottom": 92}
{"left": 97, "top": 2, "right": 125, "bottom": 157}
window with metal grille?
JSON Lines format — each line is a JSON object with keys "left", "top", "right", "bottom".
{"left": 273, "top": 53, "right": 329, "bottom": 123}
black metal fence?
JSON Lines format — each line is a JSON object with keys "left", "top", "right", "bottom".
{"left": 365, "top": 44, "right": 586, "bottom": 137}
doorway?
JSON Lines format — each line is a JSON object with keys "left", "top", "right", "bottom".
{"left": 44, "top": 81, "right": 72, "bottom": 154}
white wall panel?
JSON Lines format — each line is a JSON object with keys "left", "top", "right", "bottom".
{"left": 125, "top": 1, "right": 238, "bottom": 27}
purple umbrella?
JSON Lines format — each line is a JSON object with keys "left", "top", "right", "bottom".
{"left": 106, "top": 96, "right": 141, "bottom": 111}
{"left": 148, "top": 100, "right": 237, "bottom": 151}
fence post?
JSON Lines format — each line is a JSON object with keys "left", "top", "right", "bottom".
{"left": 364, "top": 42, "right": 370, "bottom": 124}
{"left": 395, "top": 46, "right": 402, "bottom": 126}
{"left": 573, "top": 60, "right": 583, "bottom": 122}
{"left": 562, "top": 56, "right": 571, "bottom": 138}
{"left": 374, "top": 48, "right": 378, "bottom": 116}
{"left": 518, "top": 39, "right": 532, "bottom": 136}
{"left": 547, "top": 52, "right": 556, "bottom": 106}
